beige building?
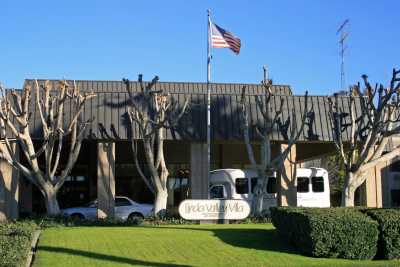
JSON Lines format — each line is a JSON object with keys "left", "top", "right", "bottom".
{"left": 0, "top": 80, "right": 397, "bottom": 220}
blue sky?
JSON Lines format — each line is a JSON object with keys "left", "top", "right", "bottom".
{"left": 0, "top": 0, "right": 398, "bottom": 95}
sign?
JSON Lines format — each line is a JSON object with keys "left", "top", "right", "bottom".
{"left": 178, "top": 199, "right": 251, "bottom": 220}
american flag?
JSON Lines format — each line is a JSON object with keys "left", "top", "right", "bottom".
{"left": 210, "top": 22, "right": 241, "bottom": 54}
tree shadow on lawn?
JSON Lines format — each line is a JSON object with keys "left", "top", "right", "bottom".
{"left": 210, "top": 228, "right": 297, "bottom": 254}
{"left": 143, "top": 226, "right": 298, "bottom": 255}
{"left": 37, "top": 246, "right": 191, "bottom": 267}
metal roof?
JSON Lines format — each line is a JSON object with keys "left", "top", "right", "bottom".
{"left": 3, "top": 79, "right": 358, "bottom": 142}
{"left": 24, "top": 79, "right": 293, "bottom": 95}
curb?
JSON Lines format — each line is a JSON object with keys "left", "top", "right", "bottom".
{"left": 25, "top": 230, "right": 41, "bottom": 267}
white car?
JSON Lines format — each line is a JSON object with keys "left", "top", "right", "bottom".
{"left": 61, "top": 196, "right": 154, "bottom": 221}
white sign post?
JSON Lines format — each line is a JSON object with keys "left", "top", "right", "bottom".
{"left": 178, "top": 199, "right": 251, "bottom": 220}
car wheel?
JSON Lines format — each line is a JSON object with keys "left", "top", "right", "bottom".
{"left": 128, "top": 212, "right": 144, "bottom": 221}
{"left": 70, "top": 213, "right": 84, "bottom": 220}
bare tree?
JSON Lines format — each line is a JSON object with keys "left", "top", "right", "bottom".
{"left": 0, "top": 80, "right": 95, "bottom": 215}
{"left": 328, "top": 68, "right": 400, "bottom": 207}
{"left": 240, "top": 80, "right": 309, "bottom": 215}
{"left": 123, "top": 75, "right": 189, "bottom": 217}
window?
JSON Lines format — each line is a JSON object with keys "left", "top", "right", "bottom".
{"left": 267, "top": 177, "right": 277, "bottom": 193}
{"left": 115, "top": 197, "right": 131, "bottom": 207}
{"left": 235, "top": 178, "right": 249, "bottom": 194}
{"left": 76, "top": 176, "right": 86, "bottom": 182}
{"left": 312, "top": 177, "right": 324, "bottom": 192}
{"left": 297, "top": 177, "right": 309, "bottom": 193}
{"left": 390, "top": 161, "right": 400, "bottom": 172}
{"left": 251, "top": 178, "right": 258, "bottom": 193}
{"left": 391, "top": 190, "right": 400, "bottom": 207}
{"left": 164, "top": 165, "right": 190, "bottom": 207}
{"left": 210, "top": 185, "right": 225, "bottom": 199}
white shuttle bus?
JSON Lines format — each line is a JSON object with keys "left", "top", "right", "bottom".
{"left": 209, "top": 168, "right": 330, "bottom": 211}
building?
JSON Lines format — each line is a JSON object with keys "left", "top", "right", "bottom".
{"left": 0, "top": 79, "right": 396, "bottom": 220}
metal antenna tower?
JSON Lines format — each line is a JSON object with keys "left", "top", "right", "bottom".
{"left": 337, "top": 19, "right": 349, "bottom": 91}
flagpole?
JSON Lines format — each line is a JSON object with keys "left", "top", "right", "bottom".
{"left": 206, "top": 9, "right": 211, "bottom": 197}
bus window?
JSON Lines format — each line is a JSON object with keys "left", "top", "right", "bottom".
{"left": 235, "top": 178, "right": 248, "bottom": 194}
{"left": 267, "top": 177, "right": 277, "bottom": 193}
{"left": 210, "top": 185, "right": 226, "bottom": 199}
{"left": 297, "top": 177, "right": 309, "bottom": 193}
{"left": 312, "top": 177, "right": 324, "bottom": 192}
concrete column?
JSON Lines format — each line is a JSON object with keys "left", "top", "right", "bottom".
{"left": 375, "top": 163, "right": 383, "bottom": 208}
{"left": 362, "top": 170, "right": 376, "bottom": 207}
{"left": 190, "top": 143, "right": 208, "bottom": 199}
{"left": 0, "top": 143, "right": 19, "bottom": 221}
{"left": 381, "top": 162, "right": 391, "bottom": 207}
{"left": 0, "top": 160, "right": 7, "bottom": 221}
{"left": 361, "top": 146, "right": 385, "bottom": 208}
{"left": 97, "top": 142, "right": 115, "bottom": 219}
{"left": 363, "top": 162, "right": 384, "bottom": 208}
{"left": 278, "top": 144, "right": 297, "bottom": 206}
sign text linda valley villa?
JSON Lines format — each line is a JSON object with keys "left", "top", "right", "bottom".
{"left": 178, "top": 200, "right": 251, "bottom": 220}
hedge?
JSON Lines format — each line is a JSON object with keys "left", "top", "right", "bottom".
{"left": 29, "top": 214, "right": 195, "bottom": 228}
{"left": 270, "top": 207, "right": 379, "bottom": 260}
{"left": 0, "top": 221, "right": 37, "bottom": 267}
{"left": 364, "top": 209, "right": 400, "bottom": 260}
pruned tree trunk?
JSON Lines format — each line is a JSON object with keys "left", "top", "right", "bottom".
{"left": 341, "top": 173, "right": 355, "bottom": 207}
{"left": 43, "top": 184, "right": 60, "bottom": 215}
{"left": 328, "top": 68, "right": 400, "bottom": 207}
{"left": 240, "top": 80, "right": 309, "bottom": 215}
{"left": 124, "top": 75, "right": 188, "bottom": 218}
{"left": 154, "top": 187, "right": 168, "bottom": 216}
{"left": 155, "top": 147, "right": 169, "bottom": 216}
{"left": 252, "top": 169, "right": 268, "bottom": 214}
{"left": 0, "top": 80, "right": 95, "bottom": 215}
{"left": 342, "top": 187, "right": 355, "bottom": 207}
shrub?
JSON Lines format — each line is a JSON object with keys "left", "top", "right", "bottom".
{"left": 270, "top": 207, "right": 379, "bottom": 260}
{"left": 233, "top": 215, "right": 272, "bottom": 224}
{"left": 143, "top": 216, "right": 189, "bottom": 225}
{"left": 0, "top": 221, "right": 37, "bottom": 267}
{"left": 33, "top": 215, "right": 145, "bottom": 228}
{"left": 364, "top": 209, "right": 400, "bottom": 259}
{"left": 26, "top": 214, "right": 195, "bottom": 228}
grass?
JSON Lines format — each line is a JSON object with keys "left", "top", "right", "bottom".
{"left": 34, "top": 224, "right": 399, "bottom": 267}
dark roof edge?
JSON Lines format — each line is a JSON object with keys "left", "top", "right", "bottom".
{"left": 24, "top": 78, "right": 291, "bottom": 88}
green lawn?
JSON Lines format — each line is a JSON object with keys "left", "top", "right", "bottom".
{"left": 34, "top": 224, "right": 399, "bottom": 267}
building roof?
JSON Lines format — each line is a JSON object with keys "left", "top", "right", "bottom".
{"left": 24, "top": 79, "right": 293, "bottom": 95}
{"left": 6, "top": 79, "right": 358, "bottom": 142}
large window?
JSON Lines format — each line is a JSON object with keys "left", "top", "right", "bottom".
{"left": 297, "top": 177, "right": 309, "bottom": 193}
{"left": 210, "top": 185, "right": 225, "bottom": 199}
{"left": 115, "top": 163, "right": 154, "bottom": 204}
{"left": 166, "top": 165, "right": 190, "bottom": 208}
{"left": 267, "top": 177, "right": 277, "bottom": 193}
{"left": 390, "top": 161, "right": 400, "bottom": 172}
{"left": 311, "top": 177, "right": 324, "bottom": 192}
{"left": 391, "top": 190, "right": 400, "bottom": 207}
{"left": 57, "top": 166, "right": 90, "bottom": 209}
{"left": 235, "top": 178, "right": 249, "bottom": 194}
